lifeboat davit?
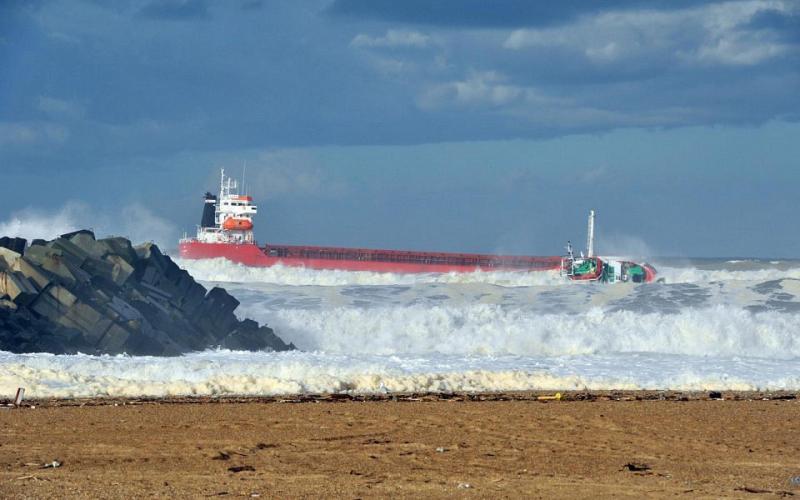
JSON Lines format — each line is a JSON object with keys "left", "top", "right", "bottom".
{"left": 223, "top": 218, "right": 253, "bottom": 231}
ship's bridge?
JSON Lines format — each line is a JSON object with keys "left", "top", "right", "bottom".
{"left": 218, "top": 196, "right": 257, "bottom": 217}
{"left": 192, "top": 169, "right": 259, "bottom": 245}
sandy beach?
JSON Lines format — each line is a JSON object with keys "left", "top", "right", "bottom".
{"left": 1, "top": 392, "right": 798, "bottom": 498}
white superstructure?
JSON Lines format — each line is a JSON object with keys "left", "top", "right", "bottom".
{"left": 185, "top": 169, "right": 258, "bottom": 244}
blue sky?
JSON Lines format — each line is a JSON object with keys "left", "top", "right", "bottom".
{"left": 1, "top": 0, "right": 799, "bottom": 257}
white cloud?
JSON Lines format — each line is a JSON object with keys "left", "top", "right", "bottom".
{"left": 417, "top": 71, "right": 565, "bottom": 111}
{"left": 418, "top": 72, "right": 701, "bottom": 128}
{"left": 418, "top": 71, "right": 522, "bottom": 109}
{"left": 503, "top": 0, "right": 795, "bottom": 67}
{"left": 584, "top": 42, "right": 621, "bottom": 63}
{"left": 451, "top": 72, "right": 523, "bottom": 106}
{"left": 351, "top": 29, "right": 431, "bottom": 49}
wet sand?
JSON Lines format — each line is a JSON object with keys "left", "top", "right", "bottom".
{"left": 1, "top": 392, "right": 799, "bottom": 498}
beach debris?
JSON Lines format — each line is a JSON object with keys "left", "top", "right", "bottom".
{"left": 734, "top": 486, "right": 793, "bottom": 495}
{"left": 536, "top": 393, "right": 563, "bottom": 401}
{"left": 212, "top": 451, "right": 231, "bottom": 461}
{"left": 457, "top": 483, "right": 472, "bottom": 489}
{"left": 363, "top": 438, "right": 391, "bottom": 445}
{"left": 709, "top": 391, "right": 723, "bottom": 400}
{"left": 41, "top": 460, "right": 62, "bottom": 469}
{"left": 253, "top": 442, "right": 277, "bottom": 450}
{"left": 14, "top": 387, "right": 24, "bottom": 406}
{"left": 227, "top": 465, "right": 255, "bottom": 473}
{"left": 15, "top": 474, "right": 50, "bottom": 481}
{"left": 622, "top": 462, "right": 651, "bottom": 472}
{"left": 435, "top": 447, "right": 446, "bottom": 453}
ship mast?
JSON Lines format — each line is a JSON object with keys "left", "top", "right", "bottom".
{"left": 586, "top": 209, "right": 595, "bottom": 258}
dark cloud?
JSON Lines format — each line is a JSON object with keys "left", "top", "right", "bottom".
{"left": 327, "top": 0, "right": 713, "bottom": 28}
{"left": 2, "top": 0, "right": 798, "bottom": 158}
{"left": 138, "top": 0, "right": 209, "bottom": 21}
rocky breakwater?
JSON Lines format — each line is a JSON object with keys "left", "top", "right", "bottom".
{"left": 0, "top": 231, "right": 294, "bottom": 355}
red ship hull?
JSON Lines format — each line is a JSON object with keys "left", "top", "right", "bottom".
{"left": 178, "top": 241, "right": 563, "bottom": 273}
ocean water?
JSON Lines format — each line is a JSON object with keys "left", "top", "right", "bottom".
{"left": 3, "top": 257, "right": 800, "bottom": 399}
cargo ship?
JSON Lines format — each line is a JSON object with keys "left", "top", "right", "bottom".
{"left": 179, "top": 170, "right": 657, "bottom": 283}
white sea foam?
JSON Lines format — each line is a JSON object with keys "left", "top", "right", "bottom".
{"left": 2, "top": 350, "right": 798, "bottom": 399}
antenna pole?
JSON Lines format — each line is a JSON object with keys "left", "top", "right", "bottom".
{"left": 586, "top": 209, "right": 595, "bottom": 258}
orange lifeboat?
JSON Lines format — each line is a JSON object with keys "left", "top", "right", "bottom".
{"left": 223, "top": 218, "right": 253, "bottom": 231}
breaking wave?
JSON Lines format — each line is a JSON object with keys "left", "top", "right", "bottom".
{"left": 263, "top": 305, "right": 800, "bottom": 359}
{"left": 656, "top": 266, "right": 800, "bottom": 284}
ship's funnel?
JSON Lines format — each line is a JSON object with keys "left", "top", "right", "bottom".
{"left": 201, "top": 192, "right": 217, "bottom": 228}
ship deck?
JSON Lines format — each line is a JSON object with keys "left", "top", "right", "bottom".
{"left": 263, "top": 243, "right": 563, "bottom": 270}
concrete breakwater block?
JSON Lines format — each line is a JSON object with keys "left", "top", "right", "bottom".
{"left": 0, "top": 237, "right": 27, "bottom": 254}
{"left": 0, "top": 230, "right": 295, "bottom": 356}
{"left": 0, "top": 271, "right": 39, "bottom": 305}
